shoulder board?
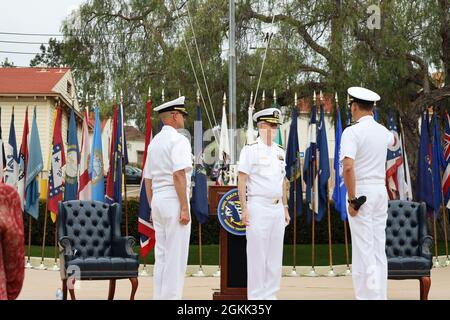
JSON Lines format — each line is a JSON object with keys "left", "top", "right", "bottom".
{"left": 276, "top": 143, "right": 285, "bottom": 150}
{"left": 246, "top": 141, "right": 258, "bottom": 146}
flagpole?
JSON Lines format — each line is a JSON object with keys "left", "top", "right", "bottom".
{"left": 193, "top": 223, "right": 205, "bottom": 277}
{"left": 37, "top": 200, "right": 49, "bottom": 270}
{"left": 121, "top": 90, "right": 129, "bottom": 237}
{"left": 25, "top": 216, "right": 33, "bottom": 268}
{"left": 306, "top": 91, "right": 318, "bottom": 277}
{"left": 439, "top": 167, "right": 450, "bottom": 265}
{"left": 37, "top": 103, "right": 58, "bottom": 270}
{"left": 429, "top": 155, "right": 441, "bottom": 267}
{"left": 343, "top": 220, "right": 351, "bottom": 275}
{"left": 326, "top": 186, "right": 336, "bottom": 277}
{"left": 51, "top": 220, "right": 59, "bottom": 271}
{"left": 399, "top": 116, "right": 410, "bottom": 199}
{"left": 139, "top": 255, "right": 149, "bottom": 276}
{"left": 287, "top": 93, "right": 299, "bottom": 277}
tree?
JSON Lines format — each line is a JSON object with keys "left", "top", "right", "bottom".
{"left": 30, "top": 38, "right": 66, "bottom": 67}
{"left": 1, "top": 58, "right": 15, "bottom": 67}
{"left": 59, "top": 0, "right": 449, "bottom": 188}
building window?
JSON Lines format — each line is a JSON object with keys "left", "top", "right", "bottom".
{"left": 67, "top": 81, "right": 72, "bottom": 96}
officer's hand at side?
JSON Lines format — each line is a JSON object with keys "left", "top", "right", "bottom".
{"left": 179, "top": 206, "right": 191, "bottom": 225}
{"left": 284, "top": 207, "right": 290, "bottom": 226}
{"left": 348, "top": 205, "right": 358, "bottom": 217}
{"left": 241, "top": 207, "right": 250, "bottom": 226}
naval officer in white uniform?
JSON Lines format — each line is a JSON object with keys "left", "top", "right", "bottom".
{"left": 340, "top": 87, "right": 395, "bottom": 300}
{"left": 143, "top": 96, "right": 192, "bottom": 300}
{"left": 238, "top": 108, "right": 290, "bottom": 300}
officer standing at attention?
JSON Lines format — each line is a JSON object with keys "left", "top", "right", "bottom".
{"left": 238, "top": 107, "right": 290, "bottom": 300}
{"left": 340, "top": 87, "right": 395, "bottom": 300}
{"left": 143, "top": 96, "right": 192, "bottom": 300}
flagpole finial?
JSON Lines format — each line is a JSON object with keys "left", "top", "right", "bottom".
{"left": 262, "top": 90, "right": 266, "bottom": 107}
{"left": 273, "top": 89, "right": 277, "bottom": 102}
{"left": 120, "top": 89, "right": 123, "bottom": 103}
{"left": 179, "top": 89, "right": 181, "bottom": 97}
{"left": 148, "top": 86, "right": 151, "bottom": 97}
{"left": 347, "top": 94, "right": 350, "bottom": 105}
{"left": 162, "top": 89, "right": 165, "bottom": 102}
{"left": 320, "top": 90, "right": 323, "bottom": 102}
{"left": 250, "top": 91, "right": 254, "bottom": 102}
{"left": 294, "top": 92, "right": 298, "bottom": 106}
{"left": 223, "top": 92, "right": 227, "bottom": 106}
{"left": 197, "top": 89, "right": 200, "bottom": 104}
{"left": 313, "top": 90, "right": 316, "bottom": 104}
{"left": 335, "top": 92, "right": 338, "bottom": 104}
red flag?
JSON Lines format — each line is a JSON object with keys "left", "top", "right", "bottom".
{"left": 48, "top": 106, "right": 65, "bottom": 219}
{"left": 17, "top": 107, "right": 29, "bottom": 210}
{"left": 78, "top": 111, "right": 91, "bottom": 200}
{"left": 105, "top": 100, "right": 118, "bottom": 202}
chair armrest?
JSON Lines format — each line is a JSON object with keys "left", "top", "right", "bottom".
{"left": 112, "top": 236, "right": 138, "bottom": 258}
{"left": 419, "top": 235, "right": 433, "bottom": 260}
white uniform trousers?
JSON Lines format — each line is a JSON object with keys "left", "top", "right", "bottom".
{"left": 151, "top": 190, "right": 191, "bottom": 300}
{"left": 347, "top": 184, "right": 388, "bottom": 300}
{"left": 246, "top": 199, "right": 285, "bottom": 300}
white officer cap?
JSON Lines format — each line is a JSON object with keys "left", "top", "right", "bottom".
{"left": 154, "top": 96, "right": 188, "bottom": 115}
{"left": 347, "top": 87, "right": 380, "bottom": 105}
{"left": 253, "top": 107, "right": 282, "bottom": 124}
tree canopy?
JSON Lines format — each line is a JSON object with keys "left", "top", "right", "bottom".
{"left": 30, "top": 0, "right": 449, "bottom": 183}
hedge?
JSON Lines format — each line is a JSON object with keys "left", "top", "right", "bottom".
{"left": 25, "top": 199, "right": 448, "bottom": 247}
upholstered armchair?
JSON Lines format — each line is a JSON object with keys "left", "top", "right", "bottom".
{"left": 58, "top": 200, "right": 139, "bottom": 300}
{"left": 386, "top": 200, "right": 433, "bottom": 300}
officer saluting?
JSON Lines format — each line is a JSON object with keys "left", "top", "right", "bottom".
{"left": 143, "top": 96, "right": 192, "bottom": 300}
{"left": 340, "top": 87, "right": 395, "bottom": 300}
{"left": 238, "top": 107, "right": 290, "bottom": 300}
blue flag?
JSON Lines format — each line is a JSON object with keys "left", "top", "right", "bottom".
{"left": 303, "top": 105, "right": 318, "bottom": 222}
{"left": 25, "top": 108, "right": 43, "bottom": 219}
{"left": 416, "top": 111, "right": 434, "bottom": 211}
{"left": 64, "top": 109, "right": 79, "bottom": 201}
{"left": 190, "top": 105, "right": 209, "bottom": 224}
{"left": 431, "top": 112, "right": 445, "bottom": 216}
{"left": 316, "top": 105, "right": 330, "bottom": 222}
{"left": 332, "top": 107, "right": 347, "bottom": 220}
{"left": 373, "top": 107, "right": 379, "bottom": 122}
{"left": 89, "top": 106, "right": 105, "bottom": 201}
{"left": 285, "top": 107, "right": 302, "bottom": 218}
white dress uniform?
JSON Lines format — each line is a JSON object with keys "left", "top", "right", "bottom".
{"left": 340, "top": 87, "right": 395, "bottom": 300}
{"left": 143, "top": 96, "right": 193, "bottom": 300}
{"left": 238, "top": 108, "right": 286, "bottom": 300}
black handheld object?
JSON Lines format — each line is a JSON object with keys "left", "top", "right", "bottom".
{"left": 349, "top": 196, "right": 367, "bottom": 210}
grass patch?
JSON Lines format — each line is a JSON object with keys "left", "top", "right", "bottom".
{"left": 28, "top": 241, "right": 450, "bottom": 266}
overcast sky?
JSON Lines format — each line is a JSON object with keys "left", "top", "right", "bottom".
{"left": 0, "top": 0, "right": 86, "bottom": 67}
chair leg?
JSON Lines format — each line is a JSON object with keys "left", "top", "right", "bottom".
{"left": 62, "top": 280, "right": 68, "bottom": 300}
{"left": 68, "top": 278, "right": 77, "bottom": 300}
{"left": 419, "top": 276, "right": 431, "bottom": 300}
{"left": 129, "top": 277, "right": 138, "bottom": 300}
{"left": 108, "top": 279, "right": 116, "bottom": 300}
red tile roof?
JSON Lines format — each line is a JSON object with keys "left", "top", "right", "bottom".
{"left": 0, "top": 67, "right": 69, "bottom": 95}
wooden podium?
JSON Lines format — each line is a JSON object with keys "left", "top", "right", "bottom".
{"left": 208, "top": 185, "right": 247, "bottom": 300}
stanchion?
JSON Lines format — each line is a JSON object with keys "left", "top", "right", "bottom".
{"left": 342, "top": 220, "right": 351, "bottom": 276}
{"left": 51, "top": 222, "right": 59, "bottom": 271}
{"left": 433, "top": 212, "right": 440, "bottom": 268}
{"left": 36, "top": 202, "right": 49, "bottom": 270}
{"left": 25, "top": 216, "right": 33, "bottom": 269}
{"left": 326, "top": 189, "right": 336, "bottom": 277}
{"left": 193, "top": 223, "right": 206, "bottom": 277}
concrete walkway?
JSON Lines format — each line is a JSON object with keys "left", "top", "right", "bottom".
{"left": 17, "top": 260, "right": 450, "bottom": 300}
